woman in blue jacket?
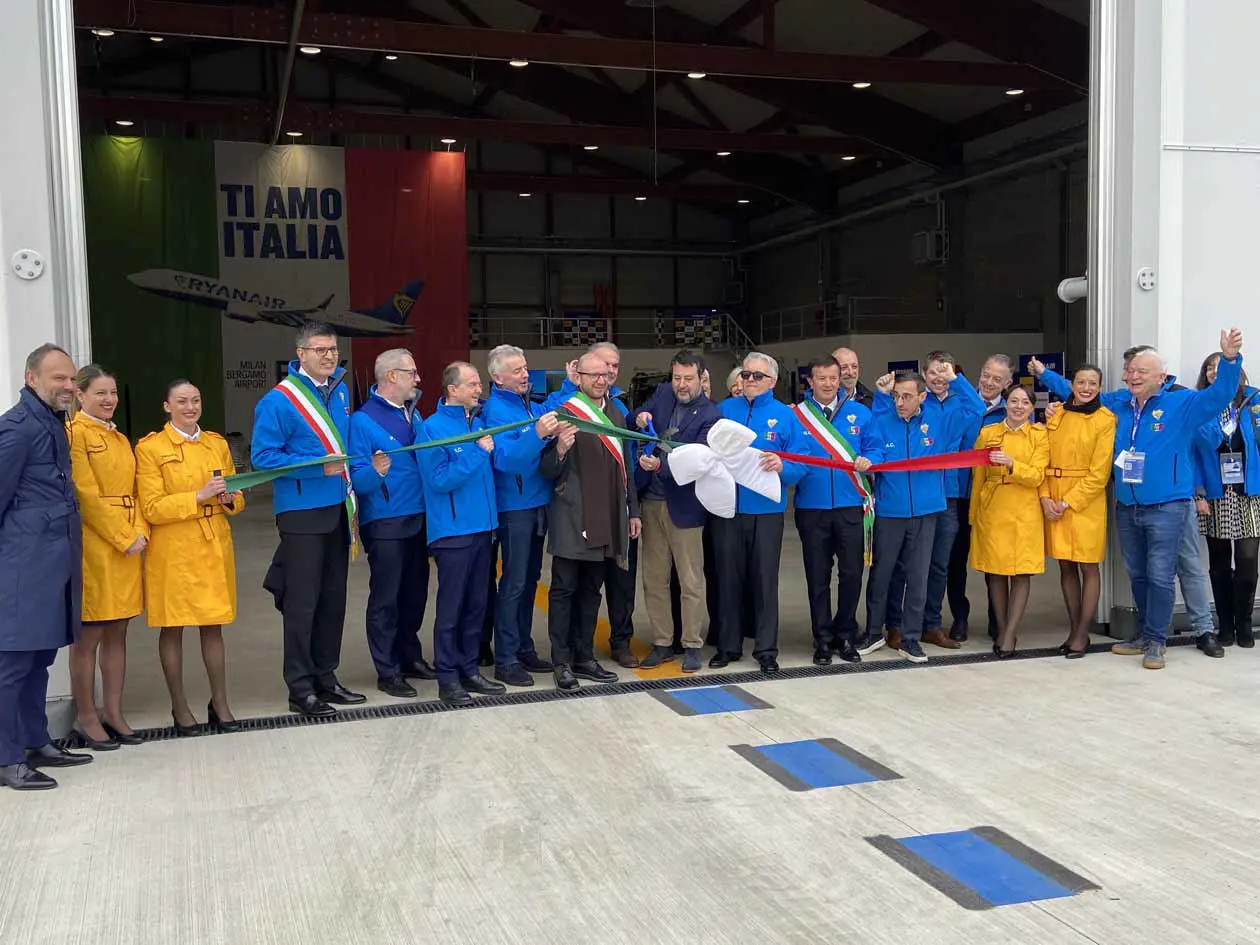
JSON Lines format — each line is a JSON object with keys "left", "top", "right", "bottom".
{"left": 1193, "top": 353, "right": 1260, "bottom": 647}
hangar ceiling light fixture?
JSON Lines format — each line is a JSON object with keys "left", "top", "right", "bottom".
{"left": 509, "top": 58, "right": 529, "bottom": 68}
{"left": 284, "top": 130, "right": 303, "bottom": 137}
{"left": 583, "top": 145, "right": 599, "bottom": 151}
{"left": 1005, "top": 88, "right": 1025, "bottom": 96}
{"left": 440, "top": 137, "right": 457, "bottom": 144}
{"left": 634, "top": 195, "right": 647, "bottom": 201}
{"left": 299, "top": 46, "right": 321, "bottom": 55}
{"left": 91, "top": 29, "right": 114, "bottom": 37}
{"left": 384, "top": 54, "right": 399, "bottom": 61}
{"left": 149, "top": 36, "right": 164, "bottom": 43}
{"left": 852, "top": 81, "right": 872, "bottom": 89}
{"left": 687, "top": 72, "right": 707, "bottom": 79}
{"left": 114, "top": 119, "right": 134, "bottom": 127}
{"left": 716, "top": 150, "right": 732, "bottom": 157}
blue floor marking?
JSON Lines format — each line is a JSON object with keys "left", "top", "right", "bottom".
{"left": 753, "top": 740, "right": 882, "bottom": 788}
{"left": 664, "top": 686, "right": 761, "bottom": 715}
{"left": 896, "top": 830, "right": 1076, "bottom": 906}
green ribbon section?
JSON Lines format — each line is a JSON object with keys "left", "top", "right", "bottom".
{"left": 225, "top": 415, "right": 679, "bottom": 492}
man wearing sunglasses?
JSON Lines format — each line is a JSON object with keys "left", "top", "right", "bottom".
{"left": 711, "top": 353, "right": 809, "bottom": 674}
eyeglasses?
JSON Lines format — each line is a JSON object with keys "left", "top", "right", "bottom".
{"left": 740, "top": 371, "right": 771, "bottom": 382}
{"left": 578, "top": 371, "right": 614, "bottom": 380}
{"left": 391, "top": 368, "right": 420, "bottom": 378}
{"left": 302, "top": 346, "right": 339, "bottom": 358}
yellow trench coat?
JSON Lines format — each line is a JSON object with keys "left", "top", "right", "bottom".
{"left": 135, "top": 425, "right": 244, "bottom": 628}
{"left": 1039, "top": 406, "right": 1117, "bottom": 563}
{"left": 69, "top": 413, "right": 148, "bottom": 622}
{"left": 970, "top": 421, "right": 1049, "bottom": 575}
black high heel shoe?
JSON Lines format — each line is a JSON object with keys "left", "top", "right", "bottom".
{"left": 207, "top": 701, "right": 242, "bottom": 734}
{"left": 101, "top": 720, "right": 143, "bottom": 746}
{"left": 73, "top": 723, "right": 120, "bottom": 751}
{"left": 171, "top": 713, "right": 203, "bottom": 737}
{"left": 1056, "top": 640, "right": 1072, "bottom": 656}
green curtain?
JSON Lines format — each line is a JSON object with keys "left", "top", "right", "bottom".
{"left": 81, "top": 136, "right": 223, "bottom": 437}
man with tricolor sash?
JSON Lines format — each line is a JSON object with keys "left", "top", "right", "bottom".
{"left": 252, "top": 322, "right": 365, "bottom": 719}
{"left": 540, "top": 352, "right": 641, "bottom": 692}
{"left": 793, "top": 355, "right": 872, "bottom": 666}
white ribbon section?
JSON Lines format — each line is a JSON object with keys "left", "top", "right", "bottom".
{"left": 667, "top": 419, "right": 782, "bottom": 518}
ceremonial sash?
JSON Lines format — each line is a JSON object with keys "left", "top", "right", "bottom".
{"left": 793, "top": 401, "right": 875, "bottom": 564}
{"left": 274, "top": 376, "right": 359, "bottom": 551}
{"left": 561, "top": 392, "right": 627, "bottom": 485}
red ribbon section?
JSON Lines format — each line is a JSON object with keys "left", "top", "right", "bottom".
{"left": 768, "top": 448, "right": 996, "bottom": 473}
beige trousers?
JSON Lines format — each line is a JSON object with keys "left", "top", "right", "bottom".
{"left": 640, "top": 499, "right": 708, "bottom": 648}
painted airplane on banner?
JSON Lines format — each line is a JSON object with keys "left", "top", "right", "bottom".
{"left": 126, "top": 269, "right": 423, "bottom": 337}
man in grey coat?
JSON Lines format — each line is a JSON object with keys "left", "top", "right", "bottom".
{"left": 542, "top": 351, "right": 642, "bottom": 691}
{"left": 0, "top": 344, "right": 93, "bottom": 790}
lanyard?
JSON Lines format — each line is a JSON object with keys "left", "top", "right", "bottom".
{"left": 1128, "top": 398, "right": 1144, "bottom": 448}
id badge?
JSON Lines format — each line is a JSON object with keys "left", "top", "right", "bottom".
{"left": 1121, "top": 450, "right": 1146, "bottom": 484}
{"left": 1221, "top": 452, "right": 1245, "bottom": 485}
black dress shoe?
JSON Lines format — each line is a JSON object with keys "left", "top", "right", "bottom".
{"left": 462, "top": 674, "right": 507, "bottom": 696}
{"left": 26, "top": 743, "right": 93, "bottom": 768}
{"left": 708, "top": 652, "right": 731, "bottom": 669}
{"left": 759, "top": 657, "right": 780, "bottom": 674}
{"left": 573, "top": 660, "right": 618, "bottom": 683}
{"left": 494, "top": 665, "right": 535, "bottom": 687}
{"left": 518, "top": 652, "right": 554, "bottom": 673}
{"left": 439, "top": 686, "right": 473, "bottom": 707}
{"left": 72, "top": 725, "right": 119, "bottom": 752}
{"left": 377, "top": 676, "right": 419, "bottom": 699}
{"left": 317, "top": 683, "right": 366, "bottom": 705}
{"left": 611, "top": 648, "right": 640, "bottom": 669}
{"left": 207, "top": 702, "right": 243, "bottom": 733}
{"left": 1196, "top": 633, "right": 1225, "bottom": 658}
{"left": 553, "top": 664, "right": 580, "bottom": 691}
{"left": 0, "top": 763, "right": 57, "bottom": 790}
{"left": 289, "top": 695, "right": 336, "bottom": 718}
{"left": 949, "top": 622, "right": 968, "bottom": 643}
{"left": 102, "top": 721, "right": 143, "bottom": 746}
{"left": 399, "top": 659, "right": 438, "bottom": 681}
{"left": 833, "top": 640, "right": 861, "bottom": 663}
{"left": 813, "top": 647, "right": 833, "bottom": 666}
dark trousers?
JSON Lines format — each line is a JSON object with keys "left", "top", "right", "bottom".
{"left": 886, "top": 500, "right": 960, "bottom": 631}
{"left": 948, "top": 497, "right": 996, "bottom": 634}
{"left": 0, "top": 648, "right": 57, "bottom": 765}
{"left": 550, "top": 556, "right": 606, "bottom": 666}
{"left": 495, "top": 508, "right": 546, "bottom": 669}
{"left": 363, "top": 529, "right": 428, "bottom": 680}
{"left": 712, "top": 512, "right": 784, "bottom": 660}
{"left": 480, "top": 539, "right": 499, "bottom": 652}
{"left": 1206, "top": 537, "right": 1260, "bottom": 637}
{"left": 432, "top": 534, "right": 493, "bottom": 688}
{"left": 866, "top": 515, "right": 938, "bottom": 642}
{"left": 279, "top": 511, "right": 350, "bottom": 700}
{"left": 603, "top": 538, "right": 637, "bottom": 652}
{"left": 796, "top": 506, "right": 865, "bottom": 647}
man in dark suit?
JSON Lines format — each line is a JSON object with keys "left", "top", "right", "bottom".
{"left": 0, "top": 344, "right": 93, "bottom": 790}
{"left": 634, "top": 350, "right": 720, "bottom": 673}
{"left": 253, "top": 322, "right": 366, "bottom": 718}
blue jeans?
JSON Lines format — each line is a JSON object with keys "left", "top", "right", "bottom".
{"left": 885, "top": 501, "right": 959, "bottom": 631}
{"left": 1115, "top": 501, "right": 1187, "bottom": 644}
{"left": 494, "top": 508, "right": 546, "bottom": 669}
{"left": 1177, "top": 500, "right": 1215, "bottom": 635}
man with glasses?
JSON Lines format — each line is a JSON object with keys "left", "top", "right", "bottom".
{"left": 347, "top": 348, "right": 437, "bottom": 701}
{"left": 254, "top": 322, "right": 365, "bottom": 718}
{"left": 711, "top": 352, "right": 809, "bottom": 674}
{"left": 481, "top": 345, "right": 562, "bottom": 687}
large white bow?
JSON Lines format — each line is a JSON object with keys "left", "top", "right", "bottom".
{"left": 667, "top": 418, "right": 781, "bottom": 518}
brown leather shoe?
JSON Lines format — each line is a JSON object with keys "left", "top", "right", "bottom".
{"left": 611, "top": 648, "right": 640, "bottom": 668}
{"left": 922, "top": 628, "right": 962, "bottom": 650}
{"left": 885, "top": 630, "right": 903, "bottom": 651}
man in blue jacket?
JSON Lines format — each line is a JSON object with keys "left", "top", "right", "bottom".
{"left": 711, "top": 352, "right": 809, "bottom": 673}
{"left": 348, "top": 348, "right": 436, "bottom": 701}
{"left": 633, "top": 350, "right": 720, "bottom": 673}
{"left": 482, "top": 345, "right": 562, "bottom": 687}
{"left": 793, "top": 355, "right": 873, "bottom": 666}
{"left": 420, "top": 362, "right": 506, "bottom": 705}
{"left": 253, "top": 323, "right": 364, "bottom": 719}
{"left": 1037, "top": 330, "right": 1244, "bottom": 669}
{"left": 0, "top": 344, "right": 93, "bottom": 790}
{"left": 855, "top": 371, "right": 982, "bottom": 663}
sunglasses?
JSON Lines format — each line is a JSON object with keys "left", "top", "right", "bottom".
{"left": 740, "top": 371, "right": 771, "bottom": 382}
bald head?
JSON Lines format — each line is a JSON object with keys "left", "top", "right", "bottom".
{"left": 576, "top": 353, "right": 610, "bottom": 401}
{"left": 832, "top": 347, "right": 860, "bottom": 392}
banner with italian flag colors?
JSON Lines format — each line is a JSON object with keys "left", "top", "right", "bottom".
{"left": 792, "top": 400, "right": 875, "bottom": 564}
{"left": 561, "top": 392, "right": 627, "bottom": 485}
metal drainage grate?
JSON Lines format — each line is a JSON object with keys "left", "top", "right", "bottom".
{"left": 64, "top": 635, "right": 1184, "bottom": 746}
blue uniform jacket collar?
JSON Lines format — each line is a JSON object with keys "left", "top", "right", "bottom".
{"left": 435, "top": 398, "right": 477, "bottom": 421}
{"left": 285, "top": 360, "right": 345, "bottom": 391}
{"left": 489, "top": 384, "right": 531, "bottom": 410}
{"left": 744, "top": 389, "right": 777, "bottom": 409}
{"left": 20, "top": 386, "right": 66, "bottom": 430}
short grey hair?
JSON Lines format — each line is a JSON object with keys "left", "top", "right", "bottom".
{"left": 726, "top": 366, "right": 742, "bottom": 389}
{"left": 983, "top": 353, "right": 1015, "bottom": 378}
{"left": 374, "top": 348, "right": 413, "bottom": 384}
{"left": 296, "top": 321, "right": 337, "bottom": 348}
{"left": 1130, "top": 348, "right": 1168, "bottom": 372}
{"left": 25, "top": 343, "right": 70, "bottom": 375}
{"left": 487, "top": 344, "right": 525, "bottom": 376}
{"left": 589, "top": 341, "right": 620, "bottom": 356}
{"left": 442, "top": 361, "right": 475, "bottom": 393}
{"left": 743, "top": 351, "right": 779, "bottom": 381}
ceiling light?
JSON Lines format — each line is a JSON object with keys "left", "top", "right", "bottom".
{"left": 737, "top": 199, "right": 750, "bottom": 205}
{"left": 440, "top": 137, "right": 457, "bottom": 144}
{"left": 716, "top": 150, "right": 731, "bottom": 157}
{"left": 149, "top": 36, "right": 164, "bottom": 43}
{"left": 852, "top": 81, "right": 871, "bottom": 89}
{"left": 91, "top": 29, "right": 115, "bottom": 37}
{"left": 509, "top": 58, "right": 529, "bottom": 68}
{"left": 687, "top": 72, "right": 707, "bottom": 80}
{"left": 384, "top": 54, "right": 398, "bottom": 61}
{"left": 1005, "top": 88, "right": 1025, "bottom": 96}
{"left": 583, "top": 145, "right": 599, "bottom": 151}
{"left": 114, "top": 119, "right": 134, "bottom": 127}
{"left": 299, "top": 46, "right": 322, "bottom": 55}
{"left": 634, "top": 196, "right": 647, "bottom": 202}
{"left": 285, "top": 130, "right": 303, "bottom": 138}
{"left": 841, "top": 154, "right": 856, "bottom": 161}
{"left": 518, "top": 192, "right": 532, "bottom": 198}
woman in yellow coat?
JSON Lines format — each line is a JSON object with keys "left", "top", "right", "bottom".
{"left": 970, "top": 385, "right": 1049, "bottom": 657}
{"left": 68, "top": 365, "right": 148, "bottom": 750}
{"left": 1038, "top": 364, "right": 1117, "bottom": 658}
{"left": 135, "top": 380, "right": 245, "bottom": 735}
